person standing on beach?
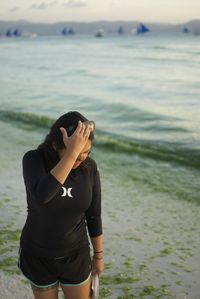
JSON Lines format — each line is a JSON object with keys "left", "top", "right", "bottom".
{"left": 17, "top": 111, "right": 104, "bottom": 299}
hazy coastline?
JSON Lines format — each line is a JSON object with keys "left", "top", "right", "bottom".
{"left": 0, "top": 19, "right": 200, "bottom": 36}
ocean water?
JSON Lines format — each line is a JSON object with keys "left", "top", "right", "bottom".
{"left": 0, "top": 34, "right": 200, "bottom": 195}
{"left": 1, "top": 35, "right": 200, "bottom": 154}
{"left": 0, "top": 34, "right": 200, "bottom": 298}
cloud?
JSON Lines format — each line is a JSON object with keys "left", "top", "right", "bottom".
{"left": 62, "top": 0, "right": 87, "bottom": 8}
{"left": 30, "top": 0, "right": 86, "bottom": 10}
{"left": 30, "top": 1, "right": 58, "bottom": 10}
{"left": 9, "top": 7, "right": 21, "bottom": 12}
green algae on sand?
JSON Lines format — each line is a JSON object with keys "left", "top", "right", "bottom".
{"left": 0, "top": 227, "right": 21, "bottom": 274}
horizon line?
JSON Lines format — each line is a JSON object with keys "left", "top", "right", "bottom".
{"left": 0, "top": 18, "right": 200, "bottom": 25}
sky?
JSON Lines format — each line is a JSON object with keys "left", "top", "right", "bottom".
{"left": 0, "top": 0, "right": 199, "bottom": 23}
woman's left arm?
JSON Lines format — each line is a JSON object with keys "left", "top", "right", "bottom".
{"left": 90, "top": 234, "right": 104, "bottom": 276}
{"left": 85, "top": 161, "right": 104, "bottom": 276}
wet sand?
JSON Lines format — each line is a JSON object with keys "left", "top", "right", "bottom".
{"left": 0, "top": 120, "right": 200, "bottom": 299}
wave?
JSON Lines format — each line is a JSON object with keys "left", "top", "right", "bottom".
{"left": 0, "top": 110, "right": 54, "bottom": 129}
{"left": 95, "top": 131, "right": 200, "bottom": 169}
{"left": 0, "top": 109, "right": 199, "bottom": 169}
{"left": 152, "top": 46, "right": 172, "bottom": 51}
{"left": 135, "top": 56, "right": 199, "bottom": 64}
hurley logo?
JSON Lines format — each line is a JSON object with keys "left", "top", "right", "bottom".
{"left": 61, "top": 187, "right": 73, "bottom": 198}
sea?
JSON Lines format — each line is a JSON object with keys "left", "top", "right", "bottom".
{"left": 0, "top": 33, "right": 200, "bottom": 298}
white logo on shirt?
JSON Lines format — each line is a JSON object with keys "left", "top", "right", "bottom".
{"left": 61, "top": 187, "right": 73, "bottom": 198}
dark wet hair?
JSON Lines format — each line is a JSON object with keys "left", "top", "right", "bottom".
{"left": 37, "top": 111, "right": 94, "bottom": 173}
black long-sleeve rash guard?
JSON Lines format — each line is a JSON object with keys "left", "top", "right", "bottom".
{"left": 20, "top": 148, "right": 102, "bottom": 258}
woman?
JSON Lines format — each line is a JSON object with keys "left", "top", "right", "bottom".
{"left": 17, "top": 111, "right": 104, "bottom": 299}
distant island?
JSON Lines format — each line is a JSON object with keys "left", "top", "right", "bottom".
{"left": 0, "top": 19, "right": 200, "bottom": 36}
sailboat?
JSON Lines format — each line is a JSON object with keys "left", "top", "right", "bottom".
{"left": 6, "top": 30, "right": 12, "bottom": 37}
{"left": 68, "top": 27, "right": 75, "bottom": 35}
{"left": 13, "top": 29, "right": 21, "bottom": 37}
{"left": 183, "top": 27, "right": 190, "bottom": 33}
{"left": 61, "top": 27, "right": 68, "bottom": 35}
{"left": 118, "top": 26, "right": 124, "bottom": 35}
{"left": 136, "top": 23, "right": 150, "bottom": 34}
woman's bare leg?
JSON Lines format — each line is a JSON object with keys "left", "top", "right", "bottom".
{"left": 60, "top": 277, "right": 92, "bottom": 299}
{"left": 31, "top": 283, "right": 59, "bottom": 299}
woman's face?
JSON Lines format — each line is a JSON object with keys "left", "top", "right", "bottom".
{"left": 56, "top": 140, "right": 92, "bottom": 169}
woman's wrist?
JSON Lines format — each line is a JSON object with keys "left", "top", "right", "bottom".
{"left": 93, "top": 250, "right": 103, "bottom": 259}
{"left": 93, "top": 253, "right": 103, "bottom": 260}
{"left": 94, "top": 256, "right": 103, "bottom": 260}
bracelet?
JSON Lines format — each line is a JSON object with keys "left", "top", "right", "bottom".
{"left": 94, "top": 251, "right": 103, "bottom": 254}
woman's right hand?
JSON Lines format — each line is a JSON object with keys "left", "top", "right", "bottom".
{"left": 59, "top": 121, "right": 91, "bottom": 158}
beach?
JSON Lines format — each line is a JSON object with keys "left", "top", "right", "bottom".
{"left": 0, "top": 118, "right": 200, "bottom": 298}
{"left": 0, "top": 34, "right": 200, "bottom": 298}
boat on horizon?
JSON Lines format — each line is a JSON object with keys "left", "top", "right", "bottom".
{"left": 118, "top": 26, "right": 124, "bottom": 35}
{"left": 6, "top": 29, "right": 12, "bottom": 37}
{"left": 136, "top": 23, "right": 150, "bottom": 34}
{"left": 95, "top": 29, "right": 105, "bottom": 38}
{"left": 13, "top": 29, "right": 21, "bottom": 37}
{"left": 61, "top": 27, "right": 75, "bottom": 36}
{"left": 183, "top": 27, "right": 190, "bottom": 33}
{"left": 68, "top": 27, "right": 75, "bottom": 35}
{"left": 61, "top": 27, "right": 68, "bottom": 35}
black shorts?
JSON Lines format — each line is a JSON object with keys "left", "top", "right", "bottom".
{"left": 17, "top": 246, "right": 92, "bottom": 289}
